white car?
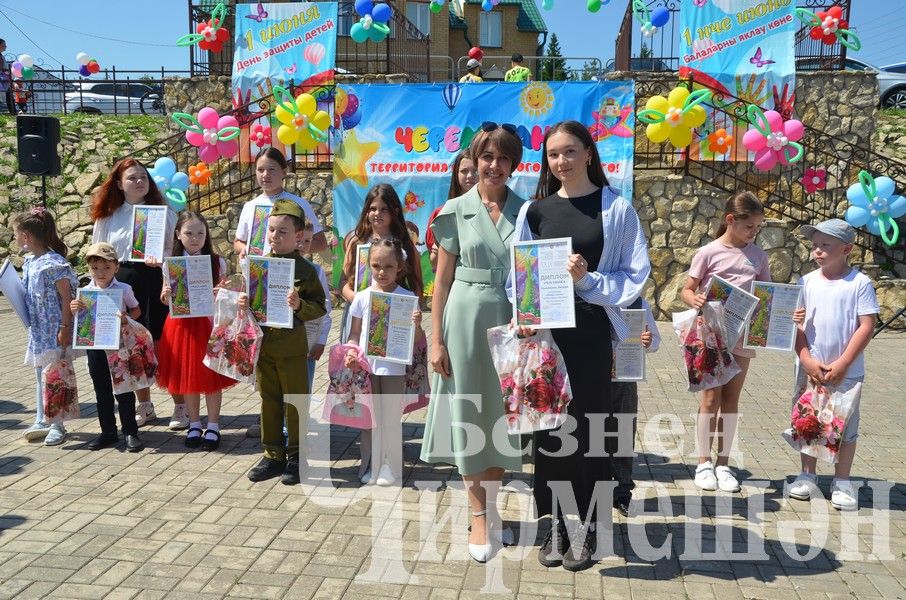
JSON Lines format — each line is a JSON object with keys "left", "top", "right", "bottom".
{"left": 64, "top": 82, "right": 165, "bottom": 115}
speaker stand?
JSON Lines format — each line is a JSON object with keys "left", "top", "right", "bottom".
{"left": 41, "top": 175, "right": 47, "bottom": 207}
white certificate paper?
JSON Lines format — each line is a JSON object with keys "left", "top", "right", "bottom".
{"left": 512, "top": 237, "right": 575, "bottom": 329}
{"left": 129, "top": 205, "right": 168, "bottom": 262}
{"left": 164, "top": 255, "right": 215, "bottom": 318}
{"left": 364, "top": 291, "right": 418, "bottom": 365}
{"left": 73, "top": 288, "right": 123, "bottom": 350}
{"left": 706, "top": 275, "right": 760, "bottom": 350}
{"left": 744, "top": 282, "right": 803, "bottom": 351}
{"left": 612, "top": 308, "right": 646, "bottom": 382}
{"left": 247, "top": 256, "right": 295, "bottom": 328}
{"left": 0, "top": 259, "right": 29, "bottom": 328}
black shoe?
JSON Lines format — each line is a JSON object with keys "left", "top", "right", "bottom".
{"left": 200, "top": 429, "right": 220, "bottom": 452}
{"left": 125, "top": 434, "right": 144, "bottom": 452}
{"left": 281, "top": 455, "right": 301, "bottom": 486}
{"left": 538, "top": 520, "right": 569, "bottom": 568}
{"left": 185, "top": 427, "right": 203, "bottom": 449}
{"left": 614, "top": 497, "right": 631, "bottom": 517}
{"left": 562, "top": 526, "right": 597, "bottom": 572}
{"left": 86, "top": 433, "right": 118, "bottom": 451}
{"left": 248, "top": 457, "right": 287, "bottom": 482}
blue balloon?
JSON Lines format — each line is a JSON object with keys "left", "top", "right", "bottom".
{"left": 153, "top": 157, "right": 177, "bottom": 179}
{"left": 372, "top": 2, "right": 392, "bottom": 23}
{"left": 481, "top": 0, "right": 493, "bottom": 11}
{"left": 342, "top": 108, "right": 362, "bottom": 130}
{"left": 350, "top": 22, "right": 369, "bottom": 43}
{"left": 355, "top": 0, "right": 373, "bottom": 16}
{"left": 171, "top": 172, "right": 190, "bottom": 192}
{"left": 79, "top": 65, "right": 91, "bottom": 77}
{"left": 651, "top": 7, "right": 670, "bottom": 28}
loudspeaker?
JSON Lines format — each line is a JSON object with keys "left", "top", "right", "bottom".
{"left": 17, "top": 115, "right": 61, "bottom": 176}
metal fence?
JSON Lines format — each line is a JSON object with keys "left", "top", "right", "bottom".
{"left": 454, "top": 55, "right": 605, "bottom": 82}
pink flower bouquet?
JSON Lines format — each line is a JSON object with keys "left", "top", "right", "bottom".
{"left": 487, "top": 325, "right": 572, "bottom": 435}
{"left": 322, "top": 343, "right": 375, "bottom": 429}
{"left": 107, "top": 318, "right": 158, "bottom": 394}
{"left": 782, "top": 380, "right": 861, "bottom": 463}
{"left": 672, "top": 302, "right": 741, "bottom": 392}
{"left": 43, "top": 353, "right": 79, "bottom": 422}
{"left": 203, "top": 275, "right": 263, "bottom": 384}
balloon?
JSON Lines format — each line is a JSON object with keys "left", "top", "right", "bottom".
{"left": 429, "top": 1, "right": 443, "bottom": 13}
{"left": 76, "top": 52, "right": 90, "bottom": 65}
{"left": 587, "top": 0, "right": 601, "bottom": 12}
{"left": 372, "top": 2, "right": 392, "bottom": 23}
{"left": 87, "top": 61, "right": 100, "bottom": 74}
{"left": 845, "top": 171, "right": 906, "bottom": 246}
{"left": 11, "top": 60, "right": 22, "bottom": 71}
{"left": 342, "top": 108, "right": 362, "bottom": 130}
{"left": 342, "top": 93, "right": 359, "bottom": 118}
{"left": 172, "top": 106, "right": 241, "bottom": 164}
{"left": 335, "top": 88, "right": 349, "bottom": 116}
{"left": 482, "top": 0, "right": 493, "bottom": 11}
{"left": 442, "top": 83, "right": 462, "bottom": 111}
{"left": 468, "top": 47, "right": 483, "bottom": 61}
{"left": 18, "top": 54, "right": 33, "bottom": 68}
{"left": 651, "top": 7, "right": 670, "bottom": 27}
{"left": 741, "top": 106, "right": 804, "bottom": 171}
{"left": 149, "top": 157, "right": 190, "bottom": 212}
{"left": 273, "top": 86, "right": 331, "bottom": 149}
{"left": 304, "top": 42, "right": 326, "bottom": 66}
{"left": 176, "top": 1, "right": 230, "bottom": 51}
{"left": 79, "top": 65, "right": 91, "bottom": 77}
{"left": 542, "top": 0, "right": 553, "bottom": 8}
{"left": 355, "top": 0, "right": 373, "bottom": 14}
{"left": 350, "top": 22, "right": 369, "bottom": 43}
{"left": 21, "top": 67, "right": 34, "bottom": 80}
{"left": 636, "top": 87, "right": 711, "bottom": 149}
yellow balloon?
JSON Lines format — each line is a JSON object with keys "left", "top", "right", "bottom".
{"left": 296, "top": 110, "right": 332, "bottom": 151}
{"left": 647, "top": 122, "right": 670, "bottom": 144}
{"left": 645, "top": 95, "right": 668, "bottom": 113}
{"left": 275, "top": 105, "right": 294, "bottom": 126}
{"left": 667, "top": 86, "right": 690, "bottom": 109}
{"left": 669, "top": 126, "right": 692, "bottom": 149}
{"left": 335, "top": 88, "right": 348, "bottom": 117}
{"left": 277, "top": 124, "right": 298, "bottom": 146}
{"left": 295, "top": 93, "right": 316, "bottom": 115}
{"left": 684, "top": 105, "right": 707, "bottom": 128}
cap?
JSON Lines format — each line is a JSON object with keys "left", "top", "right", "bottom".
{"left": 799, "top": 218, "right": 856, "bottom": 244}
{"left": 466, "top": 58, "right": 481, "bottom": 70}
{"left": 269, "top": 198, "right": 305, "bottom": 221}
{"left": 85, "top": 242, "right": 118, "bottom": 262}
{"left": 511, "top": 53, "right": 524, "bottom": 63}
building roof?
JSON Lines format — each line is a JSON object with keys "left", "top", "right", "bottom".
{"left": 450, "top": 1, "right": 548, "bottom": 33}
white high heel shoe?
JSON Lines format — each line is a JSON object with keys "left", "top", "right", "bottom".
{"left": 468, "top": 510, "right": 493, "bottom": 563}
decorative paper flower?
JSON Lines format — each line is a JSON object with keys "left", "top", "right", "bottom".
{"left": 350, "top": 0, "right": 392, "bottom": 43}
{"left": 845, "top": 170, "right": 906, "bottom": 246}
{"left": 741, "top": 105, "right": 804, "bottom": 171}
{"left": 172, "top": 107, "right": 240, "bottom": 164}
{"left": 636, "top": 87, "right": 711, "bottom": 149}
{"left": 801, "top": 167, "right": 827, "bottom": 194}
{"left": 176, "top": 1, "right": 230, "bottom": 52}
{"left": 707, "top": 128, "right": 733, "bottom": 154}
{"left": 273, "top": 86, "right": 331, "bottom": 150}
{"left": 250, "top": 123, "right": 272, "bottom": 148}
{"left": 794, "top": 5, "right": 861, "bottom": 51}
{"left": 188, "top": 162, "right": 212, "bottom": 186}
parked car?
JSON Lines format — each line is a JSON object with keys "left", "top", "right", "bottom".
{"left": 798, "top": 58, "right": 906, "bottom": 110}
{"left": 64, "top": 82, "right": 165, "bottom": 115}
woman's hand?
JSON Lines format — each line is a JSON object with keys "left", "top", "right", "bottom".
{"left": 145, "top": 256, "right": 161, "bottom": 268}
{"left": 566, "top": 253, "right": 589, "bottom": 283}
{"left": 430, "top": 342, "right": 451, "bottom": 378}
{"left": 57, "top": 324, "right": 72, "bottom": 348}
{"left": 640, "top": 327, "right": 653, "bottom": 349}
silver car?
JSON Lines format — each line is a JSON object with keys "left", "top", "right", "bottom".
{"left": 64, "top": 81, "right": 165, "bottom": 115}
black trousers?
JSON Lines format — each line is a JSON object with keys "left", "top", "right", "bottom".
{"left": 117, "top": 262, "right": 166, "bottom": 340}
{"left": 610, "top": 381, "right": 638, "bottom": 502}
{"left": 87, "top": 350, "right": 137, "bottom": 436}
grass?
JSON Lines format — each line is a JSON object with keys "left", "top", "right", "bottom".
{"left": 880, "top": 108, "right": 906, "bottom": 118}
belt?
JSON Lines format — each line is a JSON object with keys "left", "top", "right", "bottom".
{"left": 454, "top": 266, "right": 508, "bottom": 285}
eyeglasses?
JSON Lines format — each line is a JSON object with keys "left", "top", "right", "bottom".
{"left": 480, "top": 122, "right": 518, "bottom": 136}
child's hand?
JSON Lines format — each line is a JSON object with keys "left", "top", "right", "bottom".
{"left": 507, "top": 318, "right": 536, "bottom": 338}
{"left": 412, "top": 310, "right": 422, "bottom": 326}
{"left": 160, "top": 284, "right": 171, "bottom": 305}
{"left": 345, "top": 348, "right": 361, "bottom": 370}
{"left": 237, "top": 293, "right": 249, "bottom": 310}
{"left": 57, "top": 325, "right": 72, "bottom": 348}
{"left": 288, "top": 290, "right": 301, "bottom": 311}
{"left": 801, "top": 356, "right": 825, "bottom": 385}
{"left": 821, "top": 359, "right": 850, "bottom": 386}
{"left": 792, "top": 307, "right": 806, "bottom": 325}
{"left": 238, "top": 246, "right": 248, "bottom": 260}
{"left": 69, "top": 299, "right": 85, "bottom": 315}
{"left": 689, "top": 293, "right": 707, "bottom": 310}
{"left": 119, "top": 311, "right": 127, "bottom": 324}
{"left": 308, "top": 343, "right": 325, "bottom": 361}
{"left": 641, "top": 327, "right": 653, "bottom": 349}
{"left": 144, "top": 256, "right": 162, "bottom": 268}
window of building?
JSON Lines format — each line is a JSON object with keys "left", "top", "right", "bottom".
{"left": 406, "top": 2, "right": 431, "bottom": 37}
{"left": 479, "top": 11, "right": 502, "bottom": 48}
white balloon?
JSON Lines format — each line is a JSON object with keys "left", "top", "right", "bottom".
{"left": 18, "top": 54, "right": 34, "bottom": 68}
{"left": 76, "top": 52, "right": 90, "bottom": 65}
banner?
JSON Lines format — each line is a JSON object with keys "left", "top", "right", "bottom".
{"left": 678, "top": 0, "right": 796, "bottom": 160}
{"left": 332, "top": 81, "right": 636, "bottom": 296}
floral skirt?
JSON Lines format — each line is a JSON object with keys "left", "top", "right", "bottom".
{"left": 157, "top": 316, "right": 236, "bottom": 394}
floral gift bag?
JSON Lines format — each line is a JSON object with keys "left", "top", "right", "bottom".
{"left": 107, "top": 317, "right": 157, "bottom": 394}
{"left": 43, "top": 350, "right": 79, "bottom": 422}
{"left": 486, "top": 324, "right": 572, "bottom": 435}
{"left": 203, "top": 274, "right": 263, "bottom": 384}
{"left": 402, "top": 328, "right": 430, "bottom": 415}
{"left": 672, "top": 302, "right": 741, "bottom": 392}
{"left": 782, "top": 379, "right": 862, "bottom": 464}
{"left": 322, "top": 343, "right": 375, "bottom": 429}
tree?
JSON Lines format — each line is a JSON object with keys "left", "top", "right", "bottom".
{"left": 640, "top": 42, "right": 653, "bottom": 58}
{"left": 541, "top": 33, "right": 568, "bottom": 81}
{"left": 577, "top": 60, "right": 601, "bottom": 81}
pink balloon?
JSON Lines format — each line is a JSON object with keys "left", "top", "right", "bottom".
{"left": 753, "top": 148, "right": 778, "bottom": 171}
{"left": 197, "top": 106, "right": 220, "bottom": 128}
{"left": 218, "top": 115, "right": 239, "bottom": 129}
{"left": 742, "top": 129, "right": 766, "bottom": 152}
{"left": 343, "top": 94, "right": 359, "bottom": 118}
{"left": 198, "top": 144, "right": 220, "bottom": 164}
{"left": 764, "top": 110, "right": 784, "bottom": 132}
{"left": 186, "top": 131, "right": 204, "bottom": 147}
{"left": 783, "top": 119, "right": 804, "bottom": 142}
{"left": 217, "top": 140, "right": 239, "bottom": 159}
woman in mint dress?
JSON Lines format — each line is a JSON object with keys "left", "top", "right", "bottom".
{"left": 421, "top": 124, "right": 526, "bottom": 562}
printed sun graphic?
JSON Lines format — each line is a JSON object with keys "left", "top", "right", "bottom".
{"left": 520, "top": 82, "right": 554, "bottom": 118}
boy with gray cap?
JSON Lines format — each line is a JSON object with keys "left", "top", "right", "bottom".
{"left": 788, "top": 219, "right": 879, "bottom": 511}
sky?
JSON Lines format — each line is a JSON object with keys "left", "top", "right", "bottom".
{"left": 0, "top": 1, "right": 902, "bottom": 74}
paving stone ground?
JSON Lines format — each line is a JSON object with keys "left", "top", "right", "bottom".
{"left": 0, "top": 296, "right": 904, "bottom": 600}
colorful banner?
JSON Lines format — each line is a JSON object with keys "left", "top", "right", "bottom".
{"left": 332, "top": 81, "right": 636, "bottom": 296}
{"left": 679, "top": 0, "right": 796, "bottom": 160}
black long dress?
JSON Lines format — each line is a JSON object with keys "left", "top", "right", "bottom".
{"left": 526, "top": 190, "right": 616, "bottom": 523}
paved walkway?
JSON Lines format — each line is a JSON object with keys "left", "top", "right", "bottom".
{"left": 0, "top": 296, "right": 904, "bottom": 600}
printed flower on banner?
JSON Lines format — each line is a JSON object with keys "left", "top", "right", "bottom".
{"left": 188, "top": 162, "right": 212, "bottom": 186}
{"left": 801, "top": 167, "right": 827, "bottom": 194}
{"left": 250, "top": 123, "right": 272, "bottom": 148}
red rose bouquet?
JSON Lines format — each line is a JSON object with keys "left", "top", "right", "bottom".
{"left": 322, "top": 343, "right": 375, "bottom": 429}
{"left": 672, "top": 303, "right": 740, "bottom": 392}
{"left": 43, "top": 351, "right": 79, "bottom": 422}
{"left": 782, "top": 380, "right": 861, "bottom": 464}
{"left": 107, "top": 317, "right": 158, "bottom": 394}
{"left": 203, "top": 274, "right": 263, "bottom": 383}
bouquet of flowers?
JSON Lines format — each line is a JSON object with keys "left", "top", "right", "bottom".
{"left": 487, "top": 325, "right": 572, "bottom": 435}
{"left": 782, "top": 379, "right": 862, "bottom": 464}
{"left": 672, "top": 302, "right": 740, "bottom": 392}
{"left": 322, "top": 343, "right": 375, "bottom": 429}
{"left": 203, "top": 274, "right": 263, "bottom": 384}
{"left": 43, "top": 351, "right": 79, "bottom": 422}
{"left": 403, "top": 328, "right": 430, "bottom": 415}
{"left": 107, "top": 317, "right": 157, "bottom": 394}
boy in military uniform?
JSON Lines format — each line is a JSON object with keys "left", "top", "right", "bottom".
{"left": 241, "top": 199, "right": 327, "bottom": 485}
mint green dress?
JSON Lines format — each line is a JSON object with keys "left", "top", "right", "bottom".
{"left": 420, "top": 185, "right": 526, "bottom": 475}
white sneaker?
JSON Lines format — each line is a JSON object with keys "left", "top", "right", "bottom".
{"left": 831, "top": 479, "right": 858, "bottom": 511}
{"left": 714, "top": 465, "right": 741, "bottom": 493}
{"left": 135, "top": 402, "right": 157, "bottom": 427}
{"left": 694, "top": 462, "right": 718, "bottom": 491}
{"left": 23, "top": 421, "right": 50, "bottom": 441}
{"left": 375, "top": 464, "right": 395, "bottom": 486}
{"left": 788, "top": 473, "right": 818, "bottom": 501}
{"left": 360, "top": 470, "right": 372, "bottom": 485}
{"left": 44, "top": 423, "right": 67, "bottom": 446}
{"left": 168, "top": 404, "right": 189, "bottom": 430}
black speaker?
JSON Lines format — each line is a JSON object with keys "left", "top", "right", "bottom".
{"left": 17, "top": 115, "right": 61, "bottom": 176}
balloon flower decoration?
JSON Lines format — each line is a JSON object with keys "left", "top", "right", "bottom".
{"left": 250, "top": 123, "right": 272, "bottom": 148}
{"left": 176, "top": 1, "right": 230, "bottom": 52}
{"left": 76, "top": 53, "right": 101, "bottom": 77}
{"left": 149, "top": 157, "right": 190, "bottom": 212}
{"left": 741, "top": 105, "right": 804, "bottom": 171}
{"left": 794, "top": 5, "right": 861, "bottom": 51}
{"left": 541, "top": 0, "right": 611, "bottom": 9}
{"left": 637, "top": 87, "right": 710, "bottom": 149}
{"left": 633, "top": 0, "right": 669, "bottom": 37}
{"left": 845, "top": 171, "right": 906, "bottom": 246}
{"left": 12, "top": 54, "right": 35, "bottom": 80}
{"left": 273, "top": 86, "right": 331, "bottom": 150}
{"left": 188, "top": 162, "right": 213, "bottom": 187}
{"left": 172, "top": 107, "right": 240, "bottom": 164}
{"left": 351, "top": 1, "right": 392, "bottom": 43}
{"left": 481, "top": 0, "right": 501, "bottom": 11}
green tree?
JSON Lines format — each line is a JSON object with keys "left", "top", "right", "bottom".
{"left": 541, "top": 33, "right": 568, "bottom": 81}
{"left": 577, "top": 60, "right": 601, "bottom": 81}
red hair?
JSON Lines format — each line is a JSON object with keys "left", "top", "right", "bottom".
{"left": 90, "top": 158, "right": 165, "bottom": 221}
